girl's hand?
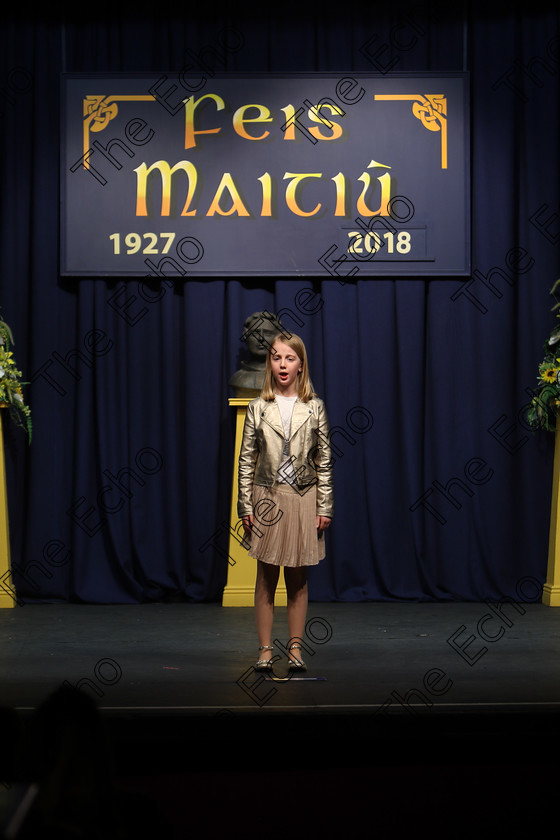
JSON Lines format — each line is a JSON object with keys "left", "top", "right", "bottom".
{"left": 242, "top": 515, "right": 254, "bottom": 536}
{"left": 316, "top": 515, "right": 331, "bottom": 533}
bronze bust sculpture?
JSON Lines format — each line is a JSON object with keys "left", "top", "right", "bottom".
{"left": 229, "top": 311, "right": 287, "bottom": 397}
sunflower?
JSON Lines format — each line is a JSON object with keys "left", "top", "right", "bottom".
{"left": 540, "top": 365, "right": 559, "bottom": 383}
{"left": 527, "top": 280, "right": 560, "bottom": 432}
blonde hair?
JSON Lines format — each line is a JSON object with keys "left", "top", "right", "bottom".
{"left": 261, "top": 333, "right": 316, "bottom": 402}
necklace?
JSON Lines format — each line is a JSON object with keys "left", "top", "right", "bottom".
{"left": 275, "top": 394, "right": 296, "bottom": 456}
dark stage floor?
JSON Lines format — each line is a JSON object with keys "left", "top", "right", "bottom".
{"left": 2, "top": 600, "right": 560, "bottom": 714}
{"left": 2, "top": 600, "right": 560, "bottom": 753}
{"left": 1, "top": 601, "right": 560, "bottom": 838}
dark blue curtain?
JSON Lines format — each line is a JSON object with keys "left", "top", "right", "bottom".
{"left": 1, "top": 1, "right": 559, "bottom": 604}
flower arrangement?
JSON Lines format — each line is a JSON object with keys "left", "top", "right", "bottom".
{"left": 0, "top": 319, "right": 32, "bottom": 442}
{"left": 526, "top": 279, "right": 560, "bottom": 433}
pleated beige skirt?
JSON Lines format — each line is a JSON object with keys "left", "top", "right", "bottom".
{"left": 247, "top": 482, "right": 326, "bottom": 567}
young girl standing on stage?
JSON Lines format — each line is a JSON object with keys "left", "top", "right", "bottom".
{"left": 238, "top": 332, "right": 333, "bottom": 671}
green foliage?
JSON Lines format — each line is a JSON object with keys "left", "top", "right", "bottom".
{"left": 0, "top": 319, "right": 32, "bottom": 443}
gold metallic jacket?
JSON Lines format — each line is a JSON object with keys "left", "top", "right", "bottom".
{"left": 237, "top": 396, "right": 334, "bottom": 519}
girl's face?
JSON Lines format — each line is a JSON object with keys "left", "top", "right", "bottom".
{"left": 270, "top": 341, "right": 302, "bottom": 395}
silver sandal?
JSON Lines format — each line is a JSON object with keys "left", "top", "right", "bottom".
{"left": 288, "top": 643, "right": 307, "bottom": 671}
{"left": 254, "top": 645, "right": 274, "bottom": 671}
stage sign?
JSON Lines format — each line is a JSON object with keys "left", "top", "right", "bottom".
{"left": 60, "top": 73, "right": 470, "bottom": 277}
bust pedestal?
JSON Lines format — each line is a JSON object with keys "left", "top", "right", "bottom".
{"left": 222, "top": 397, "right": 286, "bottom": 607}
